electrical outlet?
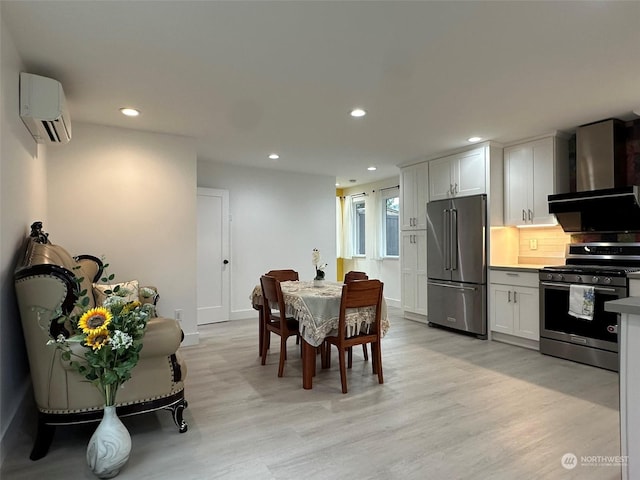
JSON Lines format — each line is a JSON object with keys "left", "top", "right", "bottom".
{"left": 174, "top": 309, "right": 182, "bottom": 322}
{"left": 529, "top": 239, "right": 538, "bottom": 250}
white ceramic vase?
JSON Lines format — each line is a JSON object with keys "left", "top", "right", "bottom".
{"left": 313, "top": 279, "right": 324, "bottom": 288}
{"left": 86, "top": 406, "right": 131, "bottom": 479}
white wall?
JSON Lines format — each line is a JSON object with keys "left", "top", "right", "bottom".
{"left": 46, "top": 123, "right": 199, "bottom": 345}
{"left": 197, "top": 161, "right": 336, "bottom": 319}
{"left": 341, "top": 177, "right": 401, "bottom": 307}
{"left": 0, "top": 15, "right": 49, "bottom": 463}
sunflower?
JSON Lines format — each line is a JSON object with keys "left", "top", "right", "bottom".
{"left": 78, "top": 307, "right": 113, "bottom": 334}
{"left": 85, "top": 329, "right": 110, "bottom": 351}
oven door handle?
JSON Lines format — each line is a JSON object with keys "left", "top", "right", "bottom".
{"left": 540, "top": 281, "right": 619, "bottom": 293}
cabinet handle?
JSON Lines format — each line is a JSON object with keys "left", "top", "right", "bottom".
{"left": 522, "top": 209, "right": 526, "bottom": 221}
{"left": 454, "top": 183, "right": 458, "bottom": 194}
{"left": 528, "top": 209, "right": 532, "bottom": 221}
{"left": 514, "top": 291, "right": 518, "bottom": 303}
{"left": 508, "top": 291, "right": 511, "bottom": 302}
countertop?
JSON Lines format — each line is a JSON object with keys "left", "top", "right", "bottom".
{"left": 605, "top": 297, "right": 640, "bottom": 315}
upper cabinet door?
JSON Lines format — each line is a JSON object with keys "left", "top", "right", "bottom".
{"left": 400, "top": 162, "right": 429, "bottom": 230}
{"left": 530, "top": 138, "right": 558, "bottom": 225}
{"left": 428, "top": 157, "right": 454, "bottom": 201}
{"left": 455, "top": 148, "right": 486, "bottom": 197}
{"left": 504, "top": 144, "right": 532, "bottom": 226}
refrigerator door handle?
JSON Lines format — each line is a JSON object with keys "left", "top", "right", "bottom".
{"left": 428, "top": 281, "right": 478, "bottom": 292}
{"left": 450, "top": 208, "right": 458, "bottom": 271}
{"left": 443, "top": 209, "right": 450, "bottom": 270}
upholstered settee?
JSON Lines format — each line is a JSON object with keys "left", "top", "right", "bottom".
{"left": 14, "top": 222, "right": 188, "bottom": 460}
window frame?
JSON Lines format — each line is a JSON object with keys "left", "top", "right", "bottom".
{"left": 381, "top": 189, "right": 400, "bottom": 259}
{"left": 353, "top": 197, "right": 366, "bottom": 257}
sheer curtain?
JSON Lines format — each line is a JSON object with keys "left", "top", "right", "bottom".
{"left": 336, "top": 196, "right": 343, "bottom": 258}
{"left": 342, "top": 195, "right": 354, "bottom": 259}
{"left": 368, "top": 189, "right": 382, "bottom": 260}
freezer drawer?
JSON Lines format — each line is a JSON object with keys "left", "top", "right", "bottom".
{"left": 427, "top": 280, "right": 487, "bottom": 338}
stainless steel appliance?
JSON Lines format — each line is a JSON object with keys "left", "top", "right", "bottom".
{"left": 548, "top": 118, "right": 637, "bottom": 234}
{"left": 539, "top": 242, "right": 640, "bottom": 371}
{"left": 427, "top": 194, "right": 487, "bottom": 338}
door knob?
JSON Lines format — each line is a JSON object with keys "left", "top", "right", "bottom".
{"left": 223, "top": 259, "right": 229, "bottom": 265}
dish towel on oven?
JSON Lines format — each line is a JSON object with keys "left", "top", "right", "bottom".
{"left": 568, "top": 284, "right": 595, "bottom": 320}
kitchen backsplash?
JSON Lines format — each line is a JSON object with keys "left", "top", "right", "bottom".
{"left": 490, "top": 225, "right": 571, "bottom": 266}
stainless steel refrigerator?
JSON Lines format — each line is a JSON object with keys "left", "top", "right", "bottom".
{"left": 427, "top": 194, "right": 487, "bottom": 338}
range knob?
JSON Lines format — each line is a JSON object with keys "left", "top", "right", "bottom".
{"left": 554, "top": 274, "right": 564, "bottom": 281}
{"left": 603, "top": 277, "right": 612, "bottom": 284}
{"left": 576, "top": 275, "right": 582, "bottom": 282}
{"left": 592, "top": 276, "right": 600, "bottom": 283}
{"left": 545, "top": 273, "right": 553, "bottom": 281}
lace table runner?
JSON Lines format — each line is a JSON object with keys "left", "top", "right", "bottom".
{"left": 250, "top": 280, "right": 390, "bottom": 347}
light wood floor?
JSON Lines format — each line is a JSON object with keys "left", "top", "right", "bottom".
{"left": 2, "top": 308, "right": 621, "bottom": 479}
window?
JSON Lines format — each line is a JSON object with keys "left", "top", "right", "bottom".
{"left": 382, "top": 193, "right": 399, "bottom": 257}
{"left": 354, "top": 199, "right": 366, "bottom": 255}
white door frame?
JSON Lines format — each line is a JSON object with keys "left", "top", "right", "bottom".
{"left": 197, "top": 187, "right": 230, "bottom": 324}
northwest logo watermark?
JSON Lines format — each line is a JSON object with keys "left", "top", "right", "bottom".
{"left": 561, "top": 453, "right": 628, "bottom": 469}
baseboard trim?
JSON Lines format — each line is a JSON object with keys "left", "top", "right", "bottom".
{"left": 491, "top": 331, "right": 540, "bottom": 351}
{"left": 403, "top": 311, "right": 428, "bottom": 324}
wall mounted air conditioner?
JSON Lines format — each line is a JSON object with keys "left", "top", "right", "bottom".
{"left": 19, "top": 72, "right": 72, "bottom": 144}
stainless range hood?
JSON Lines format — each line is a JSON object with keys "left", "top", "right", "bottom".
{"left": 548, "top": 119, "right": 634, "bottom": 233}
{"left": 549, "top": 186, "right": 640, "bottom": 233}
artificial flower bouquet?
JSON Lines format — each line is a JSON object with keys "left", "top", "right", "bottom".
{"left": 47, "top": 265, "right": 156, "bottom": 406}
{"left": 312, "top": 248, "right": 328, "bottom": 280}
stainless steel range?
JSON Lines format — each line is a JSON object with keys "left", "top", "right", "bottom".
{"left": 539, "top": 243, "right": 640, "bottom": 371}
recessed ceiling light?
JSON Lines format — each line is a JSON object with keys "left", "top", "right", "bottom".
{"left": 335, "top": 183, "right": 340, "bottom": 187}
{"left": 268, "top": 153, "right": 279, "bottom": 160}
{"left": 349, "top": 179, "right": 357, "bottom": 183}
{"left": 467, "top": 136, "right": 482, "bottom": 143}
{"left": 120, "top": 107, "right": 140, "bottom": 117}
{"left": 367, "top": 166, "right": 377, "bottom": 171}
{"left": 350, "top": 108, "right": 366, "bottom": 118}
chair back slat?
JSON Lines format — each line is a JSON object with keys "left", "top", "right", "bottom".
{"left": 265, "top": 269, "right": 299, "bottom": 282}
{"left": 260, "top": 275, "right": 290, "bottom": 332}
{"left": 344, "top": 271, "right": 368, "bottom": 283}
{"left": 338, "top": 279, "right": 383, "bottom": 335}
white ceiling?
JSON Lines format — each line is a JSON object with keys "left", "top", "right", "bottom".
{"left": 3, "top": 1, "right": 639, "bottom": 187}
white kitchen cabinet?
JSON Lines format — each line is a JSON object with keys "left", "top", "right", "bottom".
{"left": 429, "top": 147, "right": 486, "bottom": 201}
{"left": 490, "top": 269, "right": 540, "bottom": 346}
{"left": 400, "top": 162, "right": 429, "bottom": 230}
{"left": 504, "top": 135, "right": 569, "bottom": 226}
{"left": 401, "top": 230, "right": 428, "bottom": 317}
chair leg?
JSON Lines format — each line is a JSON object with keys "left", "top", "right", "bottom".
{"left": 338, "top": 348, "right": 348, "bottom": 394}
{"left": 261, "top": 330, "right": 270, "bottom": 365}
{"left": 373, "top": 342, "right": 384, "bottom": 384}
{"left": 278, "top": 336, "right": 287, "bottom": 377}
{"left": 362, "top": 344, "right": 369, "bottom": 361}
{"left": 348, "top": 346, "right": 353, "bottom": 369}
{"left": 30, "top": 417, "right": 55, "bottom": 460}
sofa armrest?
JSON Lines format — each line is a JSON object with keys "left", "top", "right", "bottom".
{"left": 140, "top": 317, "right": 182, "bottom": 357}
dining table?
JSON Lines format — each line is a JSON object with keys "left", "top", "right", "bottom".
{"left": 250, "top": 279, "right": 389, "bottom": 389}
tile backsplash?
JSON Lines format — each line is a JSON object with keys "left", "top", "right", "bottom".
{"left": 490, "top": 225, "right": 571, "bottom": 266}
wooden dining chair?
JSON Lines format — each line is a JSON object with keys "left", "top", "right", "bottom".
{"left": 323, "top": 279, "right": 384, "bottom": 394}
{"left": 258, "top": 269, "right": 300, "bottom": 354}
{"left": 344, "top": 271, "right": 370, "bottom": 362}
{"left": 260, "top": 275, "right": 300, "bottom": 377}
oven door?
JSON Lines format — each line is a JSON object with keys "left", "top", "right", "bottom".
{"left": 540, "top": 281, "right": 623, "bottom": 352}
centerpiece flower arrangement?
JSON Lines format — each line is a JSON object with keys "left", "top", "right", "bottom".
{"left": 47, "top": 265, "right": 156, "bottom": 406}
{"left": 312, "top": 248, "right": 327, "bottom": 281}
